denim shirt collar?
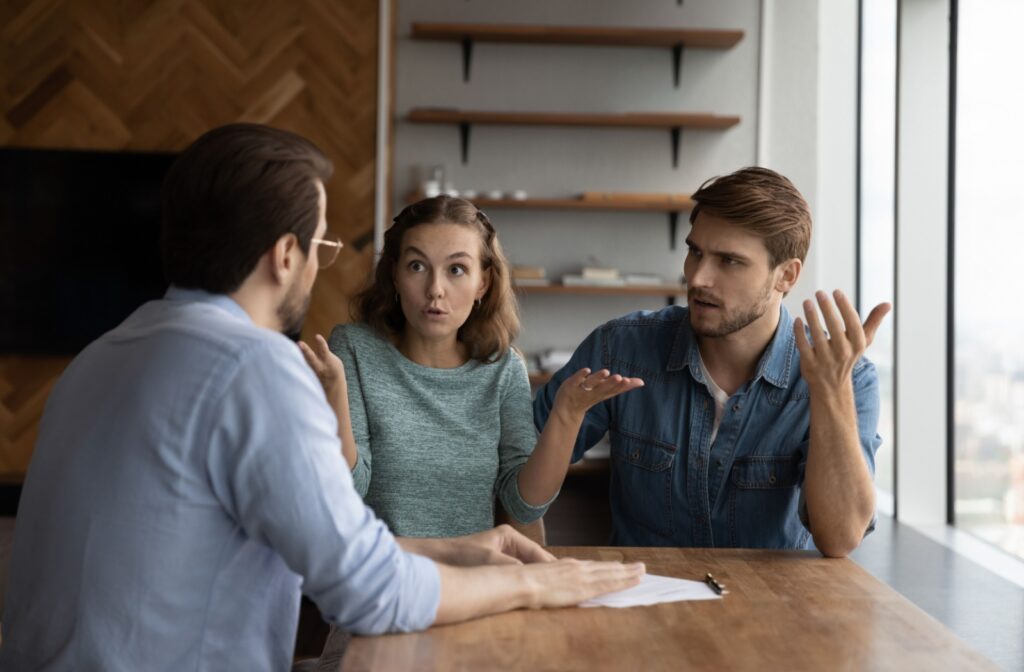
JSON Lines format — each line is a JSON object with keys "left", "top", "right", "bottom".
{"left": 666, "top": 304, "right": 796, "bottom": 390}
{"left": 164, "top": 285, "right": 253, "bottom": 324}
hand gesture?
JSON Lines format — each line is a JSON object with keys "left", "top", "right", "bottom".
{"left": 298, "top": 334, "right": 347, "bottom": 401}
{"left": 553, "top": 368, "right": 644, "bottom": 422}
{"left": 522, "top": 558, "right": 646, "bottom": 609}
{"left": 793, "top": 290, "right": 891, "bottom": 392}
{"left": 445, "top": 524, "right": 557, "bottom": 567}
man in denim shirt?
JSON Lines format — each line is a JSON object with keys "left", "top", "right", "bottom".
{"left": 535, "top": 167, "right": 890, "bottom": 557}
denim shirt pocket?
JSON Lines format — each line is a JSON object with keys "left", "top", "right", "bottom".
{"left": 610, "top": 428, "right": 676, "bottom": 538}
{"left": 726, "top": 455, "right": 809, "bottom": 548}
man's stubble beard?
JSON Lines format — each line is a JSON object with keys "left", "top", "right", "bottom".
{"left": 278, "top": 278, "right": 312, "bottom": 342}
{"left": 691, "top": 276, "right": 775, "bottom": 338}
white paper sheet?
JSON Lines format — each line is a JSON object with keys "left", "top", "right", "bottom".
{"left": 578, "top": 573, "right": 722, "bottom": 608}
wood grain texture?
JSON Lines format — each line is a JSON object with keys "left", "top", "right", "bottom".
{"left": 0, "top": 0, "right": 380, "bottom": 475}
{"left": 515, "top": 284, "right": 686, "bottom": 297}
{"left": 410, "top": 23, "right": 744, "bottom": 49}
{"left": 334, "top": 547, "right": 998, "bottom": 672}
{"left": 408, "top": 108, "right": 741, "bottom": 129}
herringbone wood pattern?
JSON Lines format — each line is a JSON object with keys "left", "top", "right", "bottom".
{"left": 0, "top": 0, "right": 380, "bottom": 474}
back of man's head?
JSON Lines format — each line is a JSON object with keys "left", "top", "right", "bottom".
{"left": 689, "top": 166, "right": 812, "bottom": 267}
{"left": 160, "top": 123, "right": 333, "bottom": 294}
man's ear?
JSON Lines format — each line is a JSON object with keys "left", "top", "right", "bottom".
{"left": 775, "top": 258, "right": 802, "bottom": 294}
{"left": 268, "top": 233, "right": 300, "bottom": 285}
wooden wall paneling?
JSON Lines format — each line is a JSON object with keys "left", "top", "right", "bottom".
{"left": 0, "top": 0, "right": 381, "bottom": 476}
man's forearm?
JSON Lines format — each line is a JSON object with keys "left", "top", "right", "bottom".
{"left": 804, "top": 385, "right": 876, "bottom": 557}
{"left": 433, "top": 564, "right": 534, "bottom": 625}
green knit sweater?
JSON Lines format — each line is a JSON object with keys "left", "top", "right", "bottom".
{"left": 328, "top": 323, "right": 551, "bottom": 537}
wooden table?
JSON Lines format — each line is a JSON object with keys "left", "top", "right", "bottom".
{"left": 321, "top": 547, "right": 997, "bottom": 671}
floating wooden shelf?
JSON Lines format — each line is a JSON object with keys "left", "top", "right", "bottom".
{"left": 528, "top": 371, "right": 553, "bottom": 386}
{"left": 406, "top": 192, "right": 695, "bottom": 248}
{"left": 410, "top": 23, "right": 744, "bottom": 86}
{"left": 516, "top": 284, "right": 687, "bottom": 297}
{"left": 567, "top": 456, "right": 611, "bottom": 476}
{"left": 407, "top": 108, "right": 739, "bottom": 167}
{"left": 408, "top": 108, "right": 740, "bottom": 129}
{"left": 471, "top": 195, "right": 694, "bottom": 213}
{"left": 411, "top": 23, "right": 744, "bottom": 49}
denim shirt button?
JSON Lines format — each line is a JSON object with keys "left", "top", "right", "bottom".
{"left": 768, "top": 474, "right": 777, "bottom": 485}
{"left": 631, "top": 450, "right": 640, "bottom": 460}
{"left": 732, "top": 403, "right": 741, "bottom": 412}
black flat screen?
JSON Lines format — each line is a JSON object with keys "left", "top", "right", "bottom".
{"left": 0, "top": 147, "right": 176, "bottom": 354}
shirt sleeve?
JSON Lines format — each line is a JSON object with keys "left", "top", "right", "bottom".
{"left": 495, "top": 352, "right": 553, "bottom": 524}
{"left": 204, "top": 338, "right": 439, "bottom": 635}
{"left": 328, "top": 325, "right": 372, "bottom": 497}
{"left": 797, "top": 357, "right": 882, "bottom": 537}
{"left": 532, "top": 325, "right": 613, "bottom": 462}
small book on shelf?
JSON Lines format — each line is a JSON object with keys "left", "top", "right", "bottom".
{"left": 622, "top": 272, "right": 665, "bottom": 286}
{"left": 562, "top": 274, "right": 626, "bottom": 287}
{"left": 580, "top": 266, "right": 621, "bottom": 281}
{"left": 512, "top": 265, "right": 547, "bottom": 280}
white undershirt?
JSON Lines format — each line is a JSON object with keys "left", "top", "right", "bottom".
{"left": 698, "top": 354, "right": 730, "bottom": 446}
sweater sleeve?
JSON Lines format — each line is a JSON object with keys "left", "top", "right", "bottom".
{"left": 328, "top": 324, "right": 373, "bottom": 497}
{"left": 494, "top": 351, "right": 554, "bottom": 524}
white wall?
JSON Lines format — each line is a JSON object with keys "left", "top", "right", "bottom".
{"left": 389, "top": 0, "right": 762, "bottom": 355}
{"left": 381, "top": 0, "right": 860, "bottom": 357}
{"left": 895, "top": 0, "right": 950, "bottom": 525}
{"left": 758, "top": 0, "right": 859, "bottom": 312}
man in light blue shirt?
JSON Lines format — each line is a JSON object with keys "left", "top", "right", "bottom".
{"left": 0, "top": 124, "right": 643, "bottom": 671}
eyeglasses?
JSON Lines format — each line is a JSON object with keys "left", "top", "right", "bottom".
{"left": 311, "top": 234, "right": 343, "bottom": 269}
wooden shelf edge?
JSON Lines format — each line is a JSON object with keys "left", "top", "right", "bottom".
{"left": 515, "top": 284, "right": 687, "bottom": 297}
{"left": 407, "top": 108, "right": 741, "bottom": 129}
{"left": 567, "top": 456, "right": 611, "bottom": 476}
{"left": 410, "top": 23, "right": 744, "bottom": 49}
{"left": 475, "top": 196, "right": 694, "bottom": 212}
{"left": 406, "top": 192, "right": 694, "bottom": 213}
{"left": 528, "top": 371, "right": 553, "bottom": 386}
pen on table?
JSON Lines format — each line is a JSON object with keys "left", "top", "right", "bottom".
{"left": 704, "top": 572, "right": 728, "bottom": 595}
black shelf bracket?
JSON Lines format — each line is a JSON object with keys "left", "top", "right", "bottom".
{"left": 666, "top": 295, "right": 677, "bottom": 306}
{"left": 458, "top": 122, "right": 472, "bottom": 163}
{"left": 461, "top": 38, "right": 474, "bottom": 82}
{"left": 672, "top": 44, "right": 684, "bottom": 88}
{"left": 668, "top": 210, "right": 680, "bottom": 250}
{"left": 670, "top": 127, "right": 682, "bottom": 168}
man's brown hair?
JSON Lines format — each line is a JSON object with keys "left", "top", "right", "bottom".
{"left": 160, "top": 123, "right": 333, "bottom": 294}
{"left": 689, "top": 166, "right": 812, "bottom": 267}
{"left": 355, "top": 195, "right": 519, "bottom": 364}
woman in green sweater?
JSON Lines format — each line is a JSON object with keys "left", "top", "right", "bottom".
{"left": 300, "top": 195, "right": 642, "bottom": 538}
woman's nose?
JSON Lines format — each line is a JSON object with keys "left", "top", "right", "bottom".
{"left": 426, "top": 272, "right": 444, "bottom": 298}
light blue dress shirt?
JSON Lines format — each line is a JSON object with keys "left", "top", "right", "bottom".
{"left": 0, "top": 288, "right": 440, "bottom": 671}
